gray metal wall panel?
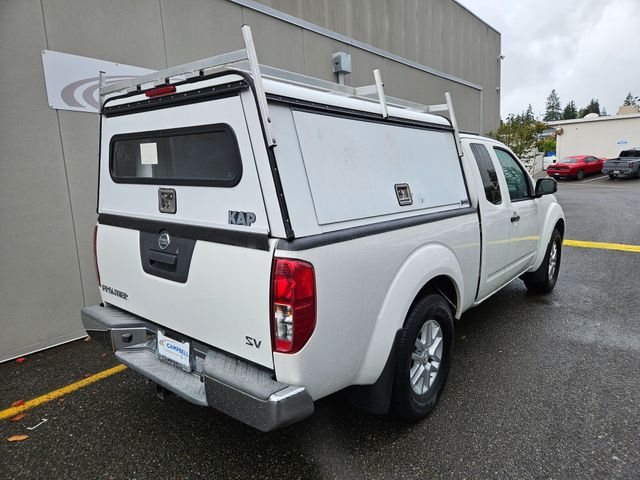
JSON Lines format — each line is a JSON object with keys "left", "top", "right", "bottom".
{"left": 241, "top": 8, "right": 306, "bottom": 73}
{"left": 161, "top": 0, "right": 244, "bottom": 65}
{"left": 0, "top": 0, "right": 86, "bottom": 361}
{"left": 40, "top": 0, "right": 167, "bottom": 70}
{"left": 252, "top": 0, "right": 501, "bottom": 131}
{"left": 56, "top": 111, "right": 101, "bottom": 308}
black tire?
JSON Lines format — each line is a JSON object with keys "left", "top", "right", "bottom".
{"left": 609, "top": 174, "right": 617, "bottom": 179}
{"left": 576, "top": 169, "right": 584, "bottom": 180}
{"left": 522, "top": 228, "right": 562, "bottom": 294}
{"left": 390, "top": 294, "right": 454, "bottom": 421}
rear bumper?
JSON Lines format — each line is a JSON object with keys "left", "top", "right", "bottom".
{"left": 602, "top": 167, "right": 635, "bottom": 175}
{"left": 547, "top": 170, "right": 574, "bottom": 177}
{"left": 81, "top": 305, "right": 314, "bottom": 432}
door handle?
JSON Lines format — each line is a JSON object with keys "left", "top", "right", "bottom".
{"left": 511, "top": 213, "right": 520, "bottom": 223}
{"left": 149, "top": 249, "right": 177, "bottom": 266}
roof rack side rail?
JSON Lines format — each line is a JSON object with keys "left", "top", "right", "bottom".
{"left": 98, "top": 25, "right": 275, "bottom": 147}
{"left": 98, "top": 24, "right": 461, "bottom": 150}
{"left": 99, "top": 49, "right": 249, "bottom": 97}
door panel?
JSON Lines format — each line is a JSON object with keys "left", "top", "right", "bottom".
{"left": 465, "top": 141, "right": 510, "bottom": 299}
{"left": 492, "top": 148, "right": 540, "bottom": 279}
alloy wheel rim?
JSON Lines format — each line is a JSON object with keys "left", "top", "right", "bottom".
{"left": 548, "top": 241, "right": 558, "bottom": 278}
{"left": 410, "top": 319, "right": 443, "bottom": 395}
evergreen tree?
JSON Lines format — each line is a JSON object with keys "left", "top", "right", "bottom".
{"left": 578, "top": 98, "right": 600, "bottom": 118}
{"left": 543, "top": 89, "right": 562, "bottom": 121}
{"left": 524, "top": 103, "right": 535, "bottom": 122}
{"left": 623, "top": 92, "right": 637, "bottom": 106}
{"left": 562, "top": 100, "right": 578, "bottom": 119}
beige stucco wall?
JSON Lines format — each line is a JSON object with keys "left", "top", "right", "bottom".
{"left": 552, "top": 115, "right": 640, "bottom": 160}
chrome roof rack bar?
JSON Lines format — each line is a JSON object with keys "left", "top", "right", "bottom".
{"left": 98, "top": 25, "right": 462, "bottom": 148}
{"left": 99, "top": 49, "right": 249, "bottom": 97}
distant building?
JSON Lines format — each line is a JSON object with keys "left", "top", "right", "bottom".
{"left": 549, "top": 111, "right": 640, "bottom": 160}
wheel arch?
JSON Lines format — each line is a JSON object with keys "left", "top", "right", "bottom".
{"left": 530, "top": 203, "right": 565, "bottom": 272}
{"left": 346, "top": 263, "right": 461, "bottom": 414}
{"left": 354, "top": 243, "right": 464, "bottom": 387}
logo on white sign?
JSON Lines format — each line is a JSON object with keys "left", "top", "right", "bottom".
{"left": 41, "top": 50, "right": 155, "bottom": 113}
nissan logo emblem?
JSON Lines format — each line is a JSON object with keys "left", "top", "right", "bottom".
{"left": 158, "top": 232, "right": 171, "bottom": 250}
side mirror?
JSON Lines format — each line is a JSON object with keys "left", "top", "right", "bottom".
{"left": 535, "top": 177, "right": 557, "bottom": 197}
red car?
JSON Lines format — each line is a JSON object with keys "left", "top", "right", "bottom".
{"left": 547, "top": 155, "right": 606, "bottom": 180}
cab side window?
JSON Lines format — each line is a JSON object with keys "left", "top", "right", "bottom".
{"left": 470, "top": 143, "right": 502, "bottom": 204}
{"left": 493, "top": 148, "right": 531, "bottom": 201}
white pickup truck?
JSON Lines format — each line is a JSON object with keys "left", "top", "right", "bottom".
{"left": 82, "top": 27, "right": 565, "bottom": 432}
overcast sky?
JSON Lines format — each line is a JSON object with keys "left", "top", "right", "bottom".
{"left": 458, "top": 0, "right": 640, "bottom": 119}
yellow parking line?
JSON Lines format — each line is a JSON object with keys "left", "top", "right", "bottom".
{"left": 0, "top": 364, "right": 127, "bottom": 421}
{"left": 564, "top": 239, "right": 640, "bottom": 253}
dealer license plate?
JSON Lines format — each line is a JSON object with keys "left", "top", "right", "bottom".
{"left": 157, "top": 331, "right": 191, "bottom": 372}
{"left": 553, "top": 173, "right": 559, "bottom": 176}
{"left": 614, "top": 170, "right": 620, "bottom": 174}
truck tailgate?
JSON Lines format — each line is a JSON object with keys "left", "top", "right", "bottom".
{"left": 97, "top": 226, "right": 275, "bottom": 368}
{"left": 97, "top": 84, "right": 275, "bottom": 368}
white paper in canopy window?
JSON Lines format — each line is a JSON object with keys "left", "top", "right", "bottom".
{"left": 140, "top": 143, "right": 159, "bottom": 165}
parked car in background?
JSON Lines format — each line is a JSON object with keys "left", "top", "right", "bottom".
{"left": 602, "top": 149, "right": 640, "bottom": 179}
{"left": 546, "top": 155, "right": 606, "bottom": 180}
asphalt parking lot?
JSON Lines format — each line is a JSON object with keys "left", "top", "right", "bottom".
{"left": 1, "top": 175, "right": 639, "bottom": 479}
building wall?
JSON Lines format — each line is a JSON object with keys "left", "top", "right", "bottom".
{"left": 250, "top": 0, "right": 502, "bottom": 132}
{"left": 553, "top": 116, "right": 640, "bottom": 160}
{"left": 0, "top": 0, "right": 500, "bottom": 362}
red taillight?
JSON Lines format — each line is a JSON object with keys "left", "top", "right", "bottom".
{"left": 93, "top": 225, "right": 101, "bottom": 287}
{"left": 271, "top": 258, "right": 316, "bottom": 353}
{"left": 145, "top": 85, "right": 176, "bottom": 98}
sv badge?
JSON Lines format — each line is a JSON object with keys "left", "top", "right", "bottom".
{"left": 245, "top": 336, "right": 262, "bottom": 349}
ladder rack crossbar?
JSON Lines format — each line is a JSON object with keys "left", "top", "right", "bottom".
{"left": 99, "top": 49, "right": 249, "bottom": 97}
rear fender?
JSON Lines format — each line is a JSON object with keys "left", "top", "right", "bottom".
{"left": 354, "top": 244, "right": 464, "bottom": 385}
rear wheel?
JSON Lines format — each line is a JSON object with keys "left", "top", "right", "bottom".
{"left": 576, "top": 169, "right": 584, "bottom": 180}
{"left": 522, "top": 228, "right": 562, "bottom": 294}
{"left": 609, "top": 174, "right": 617, "bottom": 179}
{"left": 390, "top": 294, "right": 454, "bottom": 421}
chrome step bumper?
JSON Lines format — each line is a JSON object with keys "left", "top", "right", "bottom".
{"left": 81, "top": 305, "right": 314, "bottom": 432}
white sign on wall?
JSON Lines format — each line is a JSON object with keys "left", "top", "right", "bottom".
{"left": 41, "top": 50, "right": 155, "bottom": 113}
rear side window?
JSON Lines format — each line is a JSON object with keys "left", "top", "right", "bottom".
{"left": 620, "top": 150, "right": 640, "bottom": 158}
{"left": 493, "top": 148, "right": 531, "bottom": 201}
{"left": 110, "top": 124, "right": 242, "bottom": 186}
{"left": 470, "top": 143, "right": 501, "bottom": 205}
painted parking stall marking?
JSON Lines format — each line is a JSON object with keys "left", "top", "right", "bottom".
{"left": 564, "top": 239, "right": 640, "bottom": 253}
{"left": 0, "top": 364, "right": 127, "bottom": 421}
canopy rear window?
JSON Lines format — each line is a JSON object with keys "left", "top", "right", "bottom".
{"left": 110, "top": 124, "right": 242, "bottom": 186}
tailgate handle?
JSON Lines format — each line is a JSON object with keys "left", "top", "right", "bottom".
{"left": 148, "top": 250, "right": 178, "bottom": 266}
